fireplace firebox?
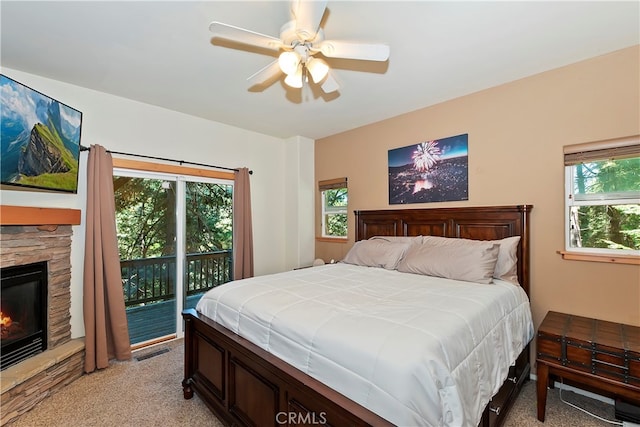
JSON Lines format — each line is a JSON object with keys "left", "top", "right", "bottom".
{"left": 1, "top": 261, "right": 48, "bottom": 370}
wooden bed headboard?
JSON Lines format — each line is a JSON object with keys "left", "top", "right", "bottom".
{"left": 354, "top": 205, "right": 533, "bottom": 296}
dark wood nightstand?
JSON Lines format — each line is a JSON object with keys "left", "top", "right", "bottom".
{"left": 536, "top": 311, "right": 640, "bottom": 422}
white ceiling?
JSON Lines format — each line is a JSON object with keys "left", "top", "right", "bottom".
{"left": 1, "top": 1, "right": 638, "bottom": 140}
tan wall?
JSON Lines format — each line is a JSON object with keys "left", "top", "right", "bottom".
{"left": 315, "top": 45, "right": 640, "bottom": 337}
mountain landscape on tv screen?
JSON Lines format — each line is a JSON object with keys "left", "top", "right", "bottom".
{"left": 1, "top": 75, "right": 81, "bottom": 192}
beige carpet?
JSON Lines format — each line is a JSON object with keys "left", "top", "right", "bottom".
{"left": 8, "top": 339, "right": 620, "bottom": 427}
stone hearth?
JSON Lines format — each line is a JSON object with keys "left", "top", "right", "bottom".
{"left": 0, "top": 224, "right": 85, "bottom": 426}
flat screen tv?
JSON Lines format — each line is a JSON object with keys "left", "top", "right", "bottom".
{"left": 1, "top": 74, "right": 82, "bottom": 193}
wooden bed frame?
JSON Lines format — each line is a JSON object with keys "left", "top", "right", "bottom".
{"left": 182, "top": 205, "right": 533, "bottom": 427}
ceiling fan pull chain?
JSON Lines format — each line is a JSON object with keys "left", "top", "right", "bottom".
{"left": 302, "top": 64, "right": 308, "bottom": 101}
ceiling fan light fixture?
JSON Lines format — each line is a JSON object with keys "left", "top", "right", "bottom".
{"left": 307, "top": 57, "right": 329, "bottom": 83}
{"left": 284, "top": 67, "right": 303, "bottom": 88}
{"left": 278, "top": 51, "right": 300, "bottom": 75}
{"left": 210, "top": 2, "right": 388, "bottom": 96}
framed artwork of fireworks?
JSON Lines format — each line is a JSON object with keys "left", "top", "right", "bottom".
{"left": 388, "top": 133, "right": 468, "bottom": 205}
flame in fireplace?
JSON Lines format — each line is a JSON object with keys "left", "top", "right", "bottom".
{"left": 0, "top": 311, "right": 12, "bottom": 328}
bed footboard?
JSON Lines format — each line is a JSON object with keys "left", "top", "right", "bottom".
{"left": 182, "top": 308, "right": 393, "bottom": 427}
{"left": 183, "top": 308, "right": 529, "bottom": 427}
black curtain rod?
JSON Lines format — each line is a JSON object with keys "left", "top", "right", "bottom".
{"left": 80, "top": 145, "right": 252, "bottom": 174}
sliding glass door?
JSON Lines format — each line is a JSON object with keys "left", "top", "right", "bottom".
{"left": 113, "top": 169, "right": 233, "bottom": 346}
{"left": 184, "top": 180, "right": 233, "bottom": 310}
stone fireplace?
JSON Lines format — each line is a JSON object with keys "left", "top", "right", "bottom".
{"left": 0, "top": 206, "right": 85, "bottom": 426}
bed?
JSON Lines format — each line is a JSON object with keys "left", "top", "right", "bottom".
{"left": 182, "top": 205, "right": 533, "bottom": 427}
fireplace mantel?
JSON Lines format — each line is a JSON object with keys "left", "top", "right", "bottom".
{"left": 0, "top": 205, "right": 81, "bottom": 226}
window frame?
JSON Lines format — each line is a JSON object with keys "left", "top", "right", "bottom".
{"left": 318, "top": 177, "right": 348, "bottom": 240}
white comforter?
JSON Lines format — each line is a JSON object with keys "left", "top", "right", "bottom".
{"left": 196, "top": 263, "right": 534, "bottom": 427}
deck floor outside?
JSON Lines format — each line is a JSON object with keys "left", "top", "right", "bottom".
{"left": 126, "top": 293, "right": 203, "bottom": 344}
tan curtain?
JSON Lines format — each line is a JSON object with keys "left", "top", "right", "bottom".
{"left": 233, "top": 167, "right": 254, "bottom": 279}
{"left": 83, "top": 144, "right": 131, "bottom": 373}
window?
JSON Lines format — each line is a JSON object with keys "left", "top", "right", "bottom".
{"left": 319, "top": 177, "right": 348, "bottom": 238}
{"left": 564, "top": 136, "right": 640, "bottom": 258}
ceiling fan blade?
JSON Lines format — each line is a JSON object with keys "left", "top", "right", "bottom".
{"left": 209, "top": 21, "right": 283, "bottom": 51}
{"left": 319, "top": 40, "right": 390, "bottom": 61}
{"left": 292, "top": 0, "right": 327, "bottom": 41}
{"left": 247, "top": 60, "right": 282, "bottom": 85}
{"left": 321, "top": 71, "right": 339, "bottom": 93}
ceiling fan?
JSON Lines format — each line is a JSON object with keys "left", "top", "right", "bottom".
{"left": 208, "top": 1, "right": 390, "bottom": 94}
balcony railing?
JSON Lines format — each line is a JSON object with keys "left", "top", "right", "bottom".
{"left": 121, "top": 250, "right": 232, "bottom": 307}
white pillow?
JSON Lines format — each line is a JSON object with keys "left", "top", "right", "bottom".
{"left": 397, "top": 238, "right": 500, "bottom": 284}
{"left": 342, "top": 239, "right": 410, "bottom": 270}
